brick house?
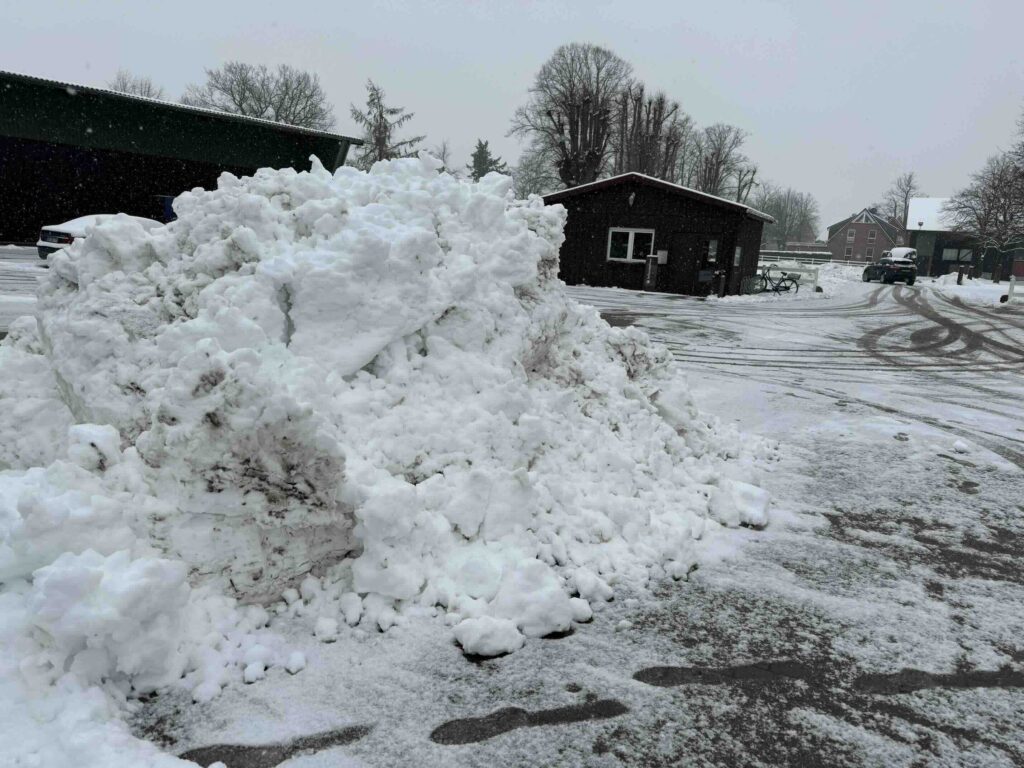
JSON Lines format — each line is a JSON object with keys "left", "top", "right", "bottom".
{"left": 825, "top": 208, "right": 905, "bottom": 262}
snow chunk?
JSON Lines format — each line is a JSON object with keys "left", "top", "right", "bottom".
{"left": 285, "top": 651, "right": 307, "bottom": 674}
{"left": 709, "top": 479, "right": 770, "bottom": 528}
{"left": 314, "top": 616, "right": 339, "bottom": 642}
{"left": 490, "top": 559, "right": 574, "bottom": 638}
{"left": 453, "top": 616, "right": 525, "bottom": 657}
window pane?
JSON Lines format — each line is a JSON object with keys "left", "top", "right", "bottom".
{"left": 733, "top": 247, "right": 742, "bottom": 267}
{"left": 632, "top": 232, "right": 653, "bottom": 259}
{"left": 941, "top": 248, "right": 958, "bottom": 261}
{"left": 608, "top": 230, "right": 630, "bottom": 260}
{"left": 847, "top": 229, "right": 855, "bottom": 240}
{"left": 868, "top": 230, "right": 876, "bottom": 240}
{"left": 707, "top": 239, "right": 718, "bottom": 263}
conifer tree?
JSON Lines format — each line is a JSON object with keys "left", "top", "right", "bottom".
{"left": 349, "top": 80, "right": 424, "bottom": 170}
{"left": 466, "top": 139, "right": 509, "bottom": 181}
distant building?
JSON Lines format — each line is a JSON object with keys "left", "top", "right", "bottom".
{"left": 904, "top": 198, "right": 979, "bottom": 278}
{"left": 543, "top": 173, "right": 773, "bottom": 297}
{"left": 825, "top": 208, "right": 904, "bottom": 262}
{"left": 905, "top": 197, "right": 1024, "bottom": 279}
{"left": 0, "top": 70, "right": 362, "bottom": 244}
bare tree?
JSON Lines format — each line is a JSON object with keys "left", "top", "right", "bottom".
{"left": 732, "top": 162, "right": 759, "bottom": 203}
{"left": 611, "top": 84, "right": 688, "bottom": 181}
{"left": 944, "top": 153, "right": 1024, "bottom": 283}
{"left": 752, "top": 183, "right": 821, "bottom": 248}
{"left": 691, "top": 124, "right": 749, "bottom": 197}
{"left": 348, "top": 80, "right": 424, "bottom": 170}
{"left": 512, "top": 140, "right": 561, "bottom": 199}
{"left": 510, "top": 43, "right": 633, "bottom": 188}
{"left": 108, "top": 69, "right": 165, "bottom": 100}
{"left": 883, "top": 171, "right": 922, "bottom": 228}
{"left": 674, "top": 121, "right": 703, "bottom": 188}
{"left": 431, "top": 139, "right": 458, "bottom": 176}
{"left": 181, "top": 62, "right": 335, "bottom": 130}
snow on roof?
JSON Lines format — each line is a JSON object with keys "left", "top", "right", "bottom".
{"left": 0, "top": 69, "right": 362, "bottom": 144}
{"left": 543, "top": 172, "right": 775, "bottom": 223}
{"left": 906, "top": 197, "right": 953, "bottom": 232}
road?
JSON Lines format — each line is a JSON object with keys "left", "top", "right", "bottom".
{"left": 106, "top": 281, "right": 1024, "bottom": 765}
{"left": 0, "top": 246, "right": 42, "bottom": 334}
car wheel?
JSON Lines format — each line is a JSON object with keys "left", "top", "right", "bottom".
{"left": 906, "top": 278, "right": 915, "bottom": 286}
{"left": 862, "top": 272, "right": 871, "bottom": 282}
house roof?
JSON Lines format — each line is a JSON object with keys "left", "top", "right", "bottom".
{"left": 542, "top": 172, "right": 775, "bottom": 223}
{"left": 906, "top": 197, "right": 953, "bottom": 232}
{"left": 826, "top": 207, "right": 904, "bottom": 245}
{"left": 0, "top": 69, "right": 362, "bottom": 144}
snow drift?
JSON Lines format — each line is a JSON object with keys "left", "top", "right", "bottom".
{"left": 0, "top": 155, "right": 770, "bottom": 763}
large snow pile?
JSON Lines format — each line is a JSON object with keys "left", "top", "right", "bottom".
{"left": 0, "top": 155, "right": 769, "bottom": 764}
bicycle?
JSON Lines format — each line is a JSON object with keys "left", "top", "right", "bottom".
{"left": 759, "top": 264, "right": 800, "bottom": 294}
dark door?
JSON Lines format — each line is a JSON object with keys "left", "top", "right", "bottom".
{"left": 667, "top": 233, "right": 725, "bottom": 296}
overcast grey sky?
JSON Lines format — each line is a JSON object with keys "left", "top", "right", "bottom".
{"left": 4, "top": 0, "right": 1023, "bottom": 235}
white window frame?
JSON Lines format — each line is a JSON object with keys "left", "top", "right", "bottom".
{"left": 847, "top": 228, "right": 856, "bottom": 241}
{"left": 866, "top": 247, "right": 874, "bottom": 259}
{"left": 844, "top": 246, "right": 853, "bottom": 257}
{"left": 733, "top": 246, "right": 742, "bottom": 267}
{"left": 606, "top": 228, "right": 655, "bottom": 263}
{"left": 868, "top": 229, "right": 877, "bottom": 241}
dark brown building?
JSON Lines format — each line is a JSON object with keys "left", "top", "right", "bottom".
{"left": 543, "top": 173, "right": 773, "bottom": 297}
{"left": 825, "top": 208, "right": 905, "bottom": 263}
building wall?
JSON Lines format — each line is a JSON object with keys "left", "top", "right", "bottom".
{"left": 827, "top": 219, "right": 902, "bottom": 262}
{"left": 0, "top": 71, "right": 355, "bottom": 243}
{"left": 550, "top": 180, "right": 763, "bottom": 297}
{"left": 907, "top": 230, "right": 980, "bottom": 277}
{"left": 0, "top": 136, "right": 251, "bottom": 242}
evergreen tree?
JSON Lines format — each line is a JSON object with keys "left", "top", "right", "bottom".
{"left": 349, "top": 80, "right": 424, "bottom": 170}
{"left": 466, "top": 139, "right": 509, "bottom": 181}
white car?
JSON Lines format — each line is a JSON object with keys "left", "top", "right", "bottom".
{"left": 36, "top": 214, "right": 162, "bottom": 261}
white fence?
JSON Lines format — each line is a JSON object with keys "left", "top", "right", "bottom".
{"left": 759, "top": 254, "right": 866, "bottom": 268}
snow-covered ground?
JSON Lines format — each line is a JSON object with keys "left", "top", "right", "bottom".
{"left": 0, "top": 247, "right": 42, "bottom": 334}
{"left": 3, "top": 187, "right": 1024, "bottom": 765}
{"left": 120, "top": 281, "right": 1024, "bottom": 766}
{"left": 925, "top": 273, "right": 1020, "bottom": 307}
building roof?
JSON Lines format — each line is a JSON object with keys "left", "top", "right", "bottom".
{"left": 542, "top": 172, "right": 775, "bottom": 223}
{"left": 1, "top": 69, "right": 361, "bottom": 144}
{"left": 826, "top": 207, "right": 904, "bottom": 245}
{"left": 906, "top": 197, "right": 953, "bottom": 232}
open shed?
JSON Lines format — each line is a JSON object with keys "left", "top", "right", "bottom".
{"left": 543, "top": 173, "right": 773, "bottom": 297}
{"left": 0, "top": 70, "right": 362, "bottom": 243}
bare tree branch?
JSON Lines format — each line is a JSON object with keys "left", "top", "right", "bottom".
{"left": 108, "top": 69, "right": 165, "bottom": 100}
{"left": 509, "top": 43, "right": 632, "bottom": 188}
{"left": 752, "top": 183, "right": 821, "bottom": 248}
{"left": 181, "top": 62, "right": 335, "bottom": 130}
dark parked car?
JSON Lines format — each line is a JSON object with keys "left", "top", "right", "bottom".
{"left": 863, "top": 253, "right": 917, "bottom": 285}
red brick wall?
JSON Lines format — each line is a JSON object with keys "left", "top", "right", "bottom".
{"left": 827, "top": 220, "right": 903, "bottom": 262}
